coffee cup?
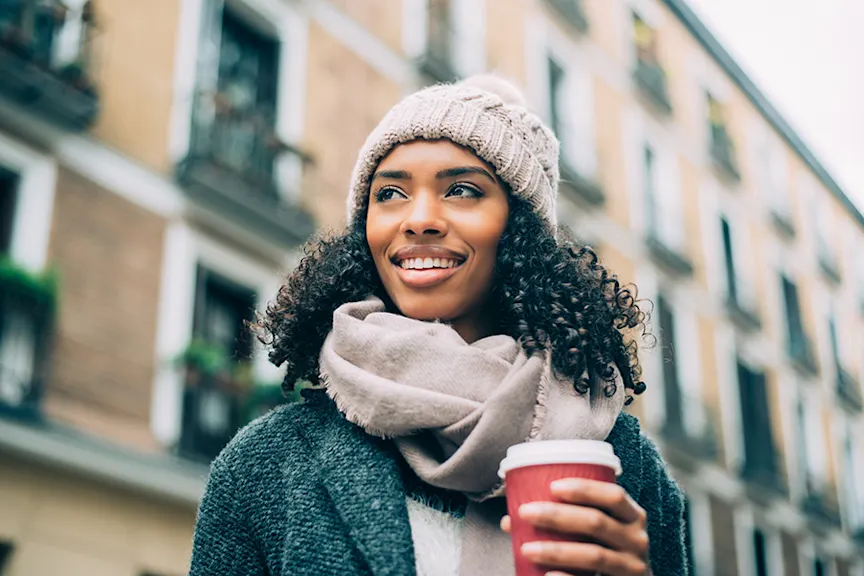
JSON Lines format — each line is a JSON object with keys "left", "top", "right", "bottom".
{"left": 498, "top": 440, "right": 622, "bottom": 576}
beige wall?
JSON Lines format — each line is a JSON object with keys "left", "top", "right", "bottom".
{"left": 328, "top": 0, "right": 403, "bottom": 55}
{"left": 486, "top": 0, "right": 529, "bottom": 84}
{"left": 303, "top": 22, "right": 403, "bottom": 229}
{"left": 45, "top": 168, "right": 166, "bottom": 453}
{"left": 90, "top": 0, "right": 181, "bottom": 172}
{"left": 0, "top": 454, "right": 195, "bottom": 576}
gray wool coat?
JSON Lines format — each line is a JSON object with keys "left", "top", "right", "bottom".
{"left": 189, "top": 390, "right": 688, "bottom": 575}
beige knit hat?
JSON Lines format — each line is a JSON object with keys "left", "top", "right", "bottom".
{"left": 345, "top": 75, "right": 561, "bottom": 229}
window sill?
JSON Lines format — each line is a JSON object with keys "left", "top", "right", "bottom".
{"left": 645, "top": 234, "right": 693, "bottom": 277}
{"left": 559, "top": 162, "right": 604, "bottom": 207}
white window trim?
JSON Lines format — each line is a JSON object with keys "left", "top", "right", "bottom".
{"left": 749, "top": 121, "right": 792, "bottom": 218}
{"left": 0, "top": 132, "right": 57, "bottom": 273}
{"left": 150, "top": 222, "right": 289, "bottom": 446}
{"left": 687, "top": 489, "right": 716, "bottom": 576}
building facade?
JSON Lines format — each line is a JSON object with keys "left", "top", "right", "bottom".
{"left": 0, "top": 0, "right": 862, "bottom": 574}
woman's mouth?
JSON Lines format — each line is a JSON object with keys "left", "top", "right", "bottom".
{"left": 392, "top": 257, "right": 464, "bottom": 288}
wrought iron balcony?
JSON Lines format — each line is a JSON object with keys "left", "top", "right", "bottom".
{"left": 836, "top": 366, "right": 862, "bottom": 413}
{"left": 0, "top": 260, "right": 55, "bottom": 421}
{"left": 660, "top": 395, "right": 720, "bottom": 469}
{"left": 710, "top": 124, "right": 741, "bottom": 183}
{"left": 177, "top": 93, "right": 315, "bottom": 247}
{"left": 818, "top": 250, "right": 842, "bottom": 285}
{"left": 545, "top": 0, "right": 589, "bottom": 34}
{"left": 740, "top": 454, "right": 788, "bottom": 498}
{"left": 645, "top": 233, "right": 694, "bottom": 277}
{"left": 559, "top": 161, "right": 604, "bottom": 207}
{"left": 770, "top": 208, "right": 796, "bottom": 240}
{"left": 417, "top": 4, "right": 458, "bottom": 83}
{"left": 801, "top": 486, "right": 842, "bottom": 530}
{"left": 787, "top": 334, "right": 818, "bottom": 377}
{"left": 0, "top": 0, "right": 99, "bottom": 129}
{"left": 633, "top": 58, "right": 672, "bottom": 116}
{"left": 725, "top": 294, "right": 762, "bottom": 333}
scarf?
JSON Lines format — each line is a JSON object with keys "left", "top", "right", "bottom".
{"left": 319, "top": 298, "right": 625, "bottom": 575}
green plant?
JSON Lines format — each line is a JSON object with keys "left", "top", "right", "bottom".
{"left": 0, "top": 258, "right": 58, "bottom": 311}
{"left": 175, "top": 339, "right": 229, "bottom": 376}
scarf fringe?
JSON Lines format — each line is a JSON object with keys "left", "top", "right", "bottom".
{"left": 323, "top": 376, "right": 398, "bottom": 439}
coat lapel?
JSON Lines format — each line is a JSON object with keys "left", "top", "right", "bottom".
{"left": 311, "top": 398, "right": 416, "bottom": 576}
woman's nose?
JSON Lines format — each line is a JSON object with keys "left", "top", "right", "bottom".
{"left": 399, "top": 192, "right": 448, "bottom": 237}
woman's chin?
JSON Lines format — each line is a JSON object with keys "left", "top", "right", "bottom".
{"left": 391, "top": 298, "right": 463, "bottom": 323}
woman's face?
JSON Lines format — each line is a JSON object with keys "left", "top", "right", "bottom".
{"left": 366, "top": 140, "right": 510, "bottom": 341}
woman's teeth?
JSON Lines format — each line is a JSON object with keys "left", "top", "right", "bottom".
{"left": 398, "top": 257, "right": 460, "bottom": 270}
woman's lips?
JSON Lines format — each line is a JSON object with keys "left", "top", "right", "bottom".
{"left": 393, "top": 262, "right": 462, "bottom": 288}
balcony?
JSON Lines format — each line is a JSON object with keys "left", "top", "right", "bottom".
{"left": 633, "top": 58, "right": 672, "bottom": 116}
{"left": 177, "top": 93, "right": 315, "bottom": 247}
{"left": 801, "top": 486, "right": 842, "bottom": 531}
{"left": 740, "top": 455, "right": 788, "bottom": 500}
{"left": 660, "top": 395, "right": 720, "bottom": 471}
{"left": 176, "top": 342, "right": 287, "bottom": 462}
{"left": 836, "top": 367, "right": 862, "bottom": 413}
{"left": 0, "top": 0, "right": 99, "bottom": 129}
{"left": 417, "top": 5, "right": 458, "bottom": 84}
{"left": 725, "top": 294, "right": 761, "bottom": 333}
{"left": 0, "top": 260, "right": 55, "bottom": 421}
{"left": 787, "top": 335, "right": 818, "bottom": 377}
{"left": 559, "top": 161, "right": 604, "bottom": 207}
{"left": 645, "top": 233, "right": 694, "bottom": 277}
{"left": 818, "top": 251, "right": 842, "bottom": 286}
{"left": 545, "top": 0, "right": 589, "bottom": 34}
{"left": 710, "top": 125, "right": 741, "bottom": 183}
{"left": 770, "top": 208, "right": 796, "bottom": 240}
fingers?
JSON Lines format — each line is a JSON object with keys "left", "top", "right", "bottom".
{"left": 550, "top": 479, "right": 646, "bottom": 526}
{"left": 522, "top": 540, "right": 649, "bottom": 576}
{"left": 500, "top": 515, "right": 511, "bottom": 533}
{"left": 518, "top": 502, "right": 649, "bottom": 555}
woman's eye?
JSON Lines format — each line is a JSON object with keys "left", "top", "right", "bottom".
{"left": 446, "top": 183, "right": 483, "bottom": 199}
{"left": 374, "top": 187, "right": 406, "bottom": 203}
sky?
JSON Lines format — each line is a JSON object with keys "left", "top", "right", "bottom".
{"left": 683, "top": 0, "right": 864, "bottom": 213}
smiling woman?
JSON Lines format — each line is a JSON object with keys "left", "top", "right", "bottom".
{"left": 188, "top": 75, "right": 688, "bottom": 576}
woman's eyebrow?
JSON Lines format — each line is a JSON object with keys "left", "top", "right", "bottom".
{"left": 371, "top": 169, "right": 412, "bottom": 182}
{"left": 436, "top": 166, "right": 497, "bottom": 183}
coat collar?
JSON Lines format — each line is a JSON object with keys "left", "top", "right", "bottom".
{"left": 303, "top": 392, "right": 416, "bottom": 576}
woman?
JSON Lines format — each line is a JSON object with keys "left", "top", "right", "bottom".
{"left": 189, "top": 76, "right": 687, "bottom": 576}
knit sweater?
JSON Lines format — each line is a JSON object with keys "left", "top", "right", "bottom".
{"left": 188, "top": 390, "right": 688, "bottom": 575}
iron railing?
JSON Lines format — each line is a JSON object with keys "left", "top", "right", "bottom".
{"left": 710, "top": 124, "right": 741, "bottom": 182}
{"left": 633, "top": 58, "right": 672, "bottom": 115}
{"left": 837, "top": 367, "right": 863, "bottom": 413}
{"left": 0, "top": 263, "right": 54, "bottom": 420}
{"left": 0, "top": 0, "right": 99, "bottom": 128}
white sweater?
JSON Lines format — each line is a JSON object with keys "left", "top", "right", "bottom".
{"left": 406, "top": 496, "right": 464, "bottom": 576}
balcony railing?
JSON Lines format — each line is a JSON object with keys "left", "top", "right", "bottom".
{"left": 176, "top": 349, "right": 289, "bottom": 462}
{"left": 725, "top": 294, "right": 762, "bottom": 333}
{"left": 559, "top": 161, "right": 604, "bottom": 207}
{"left": 177, "top": 92, "right": 315, "bottom": 247}
{"left": 818, "top": 250, "right": 842, "bottom": 285}
{"left": 417, "top": 4, "right": 458, "bottom": 83}
{"left": 710, "top": 124, "right": 741, "bottom": 182}
{"left": 632, "top": 58, "right": 672, "bottom": 115}
{"left": 546, "top": 0, "right": 589, "bottom": 34}
{"left": 645, "top": 233, "right": 694, "bottom": 277}
{"left": 0, "top": 260, "right": 55, "bottom": 421}
{"left": 801, "top": 485, "right": 842, "bottom": 530}
{"left": 660, "top": 394, "right": 720, "bottom": 466}
{"left": 770, "top": 208, "right": 796, "bottom": 240}
{"left": 740, "top": 451, "right": 787, "bottom": 498}
{"left": 836, "top": 367, "right": 862, "bottom": 413}
{"left": 787, "top": 334, "right": 818, "bottom": 377}
{"left": 0, "top": 0, "right": 99, "bottom": 129}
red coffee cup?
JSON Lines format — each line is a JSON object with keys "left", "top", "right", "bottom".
{"left": 498, "top": 440, "right": 622, "bottom": 576}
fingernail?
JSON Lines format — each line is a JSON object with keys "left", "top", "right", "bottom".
{"left": 521, "top": 541, "right": 543, "bottom": 556}
{"left": 519, "top": 502, "right": 549, "bottom": 518}
{"left": 550, "top": 478, "right": 581, "bottom": 491}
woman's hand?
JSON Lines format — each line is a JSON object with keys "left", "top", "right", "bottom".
{"left": 500, "top": 478, "right": 650, "bottom": 576}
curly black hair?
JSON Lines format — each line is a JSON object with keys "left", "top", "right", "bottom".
{"left": 256, "top": 196, "right": 649, "bottom": 404}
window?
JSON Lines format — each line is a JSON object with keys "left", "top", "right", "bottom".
{"left": 426, "top": 0, "right": 453, "bottom": 70}
{"left": 632, "top": 12, "right": 671, "bottom": 113}
{"left": 633, "top": 13, "right": 657, "bottom": 65}
{"left": 708, "top": 93, "right": 739, "bottom": 180}
{"left": 548, "top": 56, "right": 566, "bottom": 152}
{"left": 813, "top": 557, "right": 826, "bottom": 576}
{"left": 842, "top": 428, "right": 864, "bottom": 532}
{"left": 738, "top": 362, "right": 781, "bottom": 488}
{"left": 641, "top": 141, "right": 686, "bottom": 258}
{"left": 721, "top": 217, "right": 737, "bottom": 302}
{"left": 0, "top": 166, "right": 18, "bottom": 255}
{"left": 0, "top": 541, "right": 12, "bottom": 573}
{"left": 657, "top": 295, "right": 684, "bottom": 433}
{"left": 781, "top": 275, "right": 815, "bottom": 371}
{"left": 547, "top": 53, "right": 595, "bottom": 179}
{"left": 753, "top": 528, "right": 769, "bottom": 576}
{"left": 178, "top": 266, "right": 257, "bottom": 461}
{"left": 643, "top": 144, "right": 658, "bottom": 235}
{"left": 796, "top": 392, "right": 828, "bottom": 496}
{"left": 759, "top": 131, "right": 791, "bottom": 217}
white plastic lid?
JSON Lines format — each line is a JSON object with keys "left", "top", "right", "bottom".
{"left": 498, "top": 440, "right": 622, "bottom": 478}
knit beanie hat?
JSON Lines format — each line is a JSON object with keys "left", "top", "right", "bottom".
{"left": 345, "top": 74, "right": 561, "bottom": 230}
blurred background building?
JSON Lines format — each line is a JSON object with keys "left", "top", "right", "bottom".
{"left": 0, "top": 0, "right": 862, "bottom": 574}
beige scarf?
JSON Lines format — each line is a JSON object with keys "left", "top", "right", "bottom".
{"left": 320, "top": 298, "right": 624, "bottom": 575}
